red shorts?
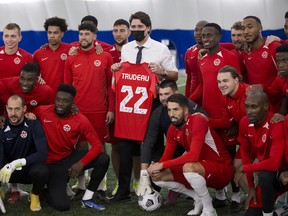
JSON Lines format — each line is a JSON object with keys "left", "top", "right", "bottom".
{"left": 170, "top": 160, "right": 234, "bottom": 190}
{"left": 80, "top": 113, "right": 109, "bottom": 142}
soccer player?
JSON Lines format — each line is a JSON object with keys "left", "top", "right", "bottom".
{"left": 110, "top": 11, "right": 178, "bottom": 203}
{"left": 0, "top": 94, "right": 48, "bottom": 212}
{"left": 138, "top": 80, "right": 206, "bottom": 206}
{"left": 184, "top": 20, "right": 208, "bottom": 99}
{"left": 33, "top": 84, "right": 110, "bottom": 211}
{"left": 147, "top": 94, "right": 233, "bottom": 216}
{"left": 0, "top": 62, "right": 55, "bottom": 113}
{"left": 236, "top": 91, "right": 285, "bottom": 216}
{"left": 0, "top": 23, "right": 32, "bottom": 79}
{"left": 33, "top": 17, "right": 71, "bottom": 91}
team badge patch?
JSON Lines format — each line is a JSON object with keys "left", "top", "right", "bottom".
{"left": 262, "top": 134, "right": 267, "bottom": 143}
{"left": 214, "top": 59, "right": 220, "bottom": 66}
{"left": 63, "top": 124, "right": 71, "bottom": 132}
{"left": 20, "top": 131, "right": 27, "bottom": 138}
{"left": 94, "top": 60, "right": 101, "bottom": 67}
{"left": 30, "top": 100, "right": 38, "bottom": 106}
{"left": 14, "top": 57, "right": 20, "bottom": 64}
{"left": 60, "top": 53, "right": 67, "bottom": 60}
{"left": 262, "top": 51, "right": 268, "bottom": 59}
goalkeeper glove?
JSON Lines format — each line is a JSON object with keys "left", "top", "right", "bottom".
{"left": 136, "top": 170, "right": 152, "bottom": 196}
{"left": 0, "top": 158, "right": 26, "bottom": 183}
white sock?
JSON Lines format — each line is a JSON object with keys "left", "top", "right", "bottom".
{"left": 97, "top": 173, "right": 107, "bottom": 191}
{"left": 154, "top": 180, "right": 200, "bottom": 200}
{"left": 84, "top": 170, "right": 89, "bottom": 177}
{"left": 262, "top": 212, "right": 273, "bottom": 216}
{"left": 215, "top": 188, "right": 226, "bottom": 200}
{"left": 82, "top": 189, "right": 94, "bottom": 201}
{"left": 78, "top": 174, "right": 86, "bottom": 190}
{"left": 184, "top": 172, "right": 214, "bottom": 212}
{"left": 231, "top": 191, "right": 241, "bottom": 203}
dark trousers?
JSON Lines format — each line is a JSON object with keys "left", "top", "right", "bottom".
{"left": 47, "top": 151, "right": 109, "bottom": 211}
{"left": 227, "top": 145, "right": 240, "bottom": 193}
{"left": 9, "top": 162, "right": 48, "bottom": 195}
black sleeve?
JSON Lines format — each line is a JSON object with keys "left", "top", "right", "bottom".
{"left": 188, "top": 99, "right": 208, "bottom": 117}
{"left": 141, "top": 106, "right": 163, "bottom": 164}
{"left": 25, "top": 120, "right": 48, "bottom": 165}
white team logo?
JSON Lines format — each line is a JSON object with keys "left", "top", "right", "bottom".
{"left": 214, "top": 59, "right": 221, "bottom": 66}
{"left": 262, "top": 134, "right": 267, "bottom": 143}
{"left": 30, "top": 100, "right": 38, "bottom": 106}
{"left": 20, "top": 131, "right": 27, "bottom": 138}
{"left": 14, "top": 57, "right": 21, "bottom": 64}
{"left": 63, "top": 124, "right": 71, "bottom": 132}
{"left": 61, "top": 53, "right": 67, "bottom": 60}
{"left": 262, "top": 51, "right": 268, "bottom": 59}
{"left": 94, "top": 60, "right": 101, "bottom": 67}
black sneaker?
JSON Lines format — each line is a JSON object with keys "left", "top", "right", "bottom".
{"left": 71, "top": 189, "right": 85, "bottom": 201}
{"left": 212, "top": 198, "right": 228, "bottom": 208}
{"left": 108, "top": 192, "right": 131, "bottom": 204}
{"left": 228, "top": 201, "right": 243, "bottom": 214}
{"left": 96, "top": 190, "right": 110, "bottom": 203}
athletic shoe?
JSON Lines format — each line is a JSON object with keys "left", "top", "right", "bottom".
{"left": 81, "top": 199, "right": 105, "bottom": 210}
{"left": 70, "top": 189, "right": 85, "bottom": 201}
{"left": 0, "top": 189, "right": 4, "bottom": 199}
{"left": 132, "top": 180, "right": 139, "bottom": 194}
{"left": 108, "top": 192, "right": 131, "bottom": 204}
{"left": 96, "top": 190, "right": 110, "bottom": 203}
{"left": 212, "top": 198, "right": 228, "bottom": 208}
{"left": 228, "top": 200, "right": 243, "bottom": 214}
{"left": 187, "top": 199, "right": 203, "bottom": 215}
{"left": 112, "top": 182, "right": 119, "bottom": 196}
{"left": 163, "top": 191, "right": 181, "bottom": 207}
{"left": 200, "top": 208, "right": 217, "bottom": 216}
{"left": 7, "top": 191, "right": 21, "bottom": 204}
{"left": 30, "top": 193, "right": 41, "bottom": 212}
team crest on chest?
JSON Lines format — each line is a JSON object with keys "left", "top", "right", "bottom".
{"left": 60, "top": 53, "right": 67, "bottom": 60}
{"left": 214, "top": 59, "right": 221, "bottom": 66}
{"left": 20, "top": 130, "right": 27, "bottom": 138}
{"left": 94, "top": 60, "right": 101, "bottom": 67}
{"left": 30, "top": 100, "right": 38, "bottom": 106}
{"left": 262, "top": 51, "right": 268, "bottom": 59}
{"left": 262, "top": 134, "right": 267, "bottom": 143}
{"left": 14, "top": 57, "right": 20, "bottom": 64}
{"left": 63, "top": 124, "right": 71, "bottom": 132}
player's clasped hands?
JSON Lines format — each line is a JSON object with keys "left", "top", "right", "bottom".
{"left": 111, "top": 63, "right": 121, "bottom": 72}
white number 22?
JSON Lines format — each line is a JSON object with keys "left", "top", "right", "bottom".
{"left": 120, "top": 85, "right": 148, "bottom": 114}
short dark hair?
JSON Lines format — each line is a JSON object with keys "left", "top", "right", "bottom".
{"left": 114, "top": 19, "right": 130, "bottom": 29}
{"left": 231, "top": 21, "right": 243, "bottom": 31}
{"left": 81, "top": 15, "right": 98, "bottom": 27}
{"left": 219, "top": 65, "right": 242, "bottom": 82}
{"left": 78, "top": 23, "right": 96, "bottom": 33}
{"left": 167, "top": 94, "right": 188, "bottom": 109}
{"left": 247, "top": 90, "right": 268, "bottom": 104}
{"left": 44, "top": 16, "right": 68, "bottom": 32}
{"left": 21, "top": 62, "right": 40, "bottom": 76}
{"left": 159, "top": 80, "right": 178, "bottom": 91}
{"left": 204, "top": 23, "right": 222, "bottom": 35}
{"left": 57, "top": 84, "right": 76, "bottom": 98}
{"left": 129, "top": 11, "right": 152, "bottom": 29}
{"left": 276, "top": 44, "right": 288, "bottom": 53}
{"left": 243, "top": 16, "right": 262, "bottom": 25}
{"left": 285, "top": 11, "right": 288, "bottom": 19}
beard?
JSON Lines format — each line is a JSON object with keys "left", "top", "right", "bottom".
{"left": 80, "top": 41, "right": 93, "bottom": 50}
{"left": 115, "top": 39, "right": 127, "bottom": 46}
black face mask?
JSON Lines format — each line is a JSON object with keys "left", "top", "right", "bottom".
{"left": 131, "top": 30, "right": 146, "bottom": 42}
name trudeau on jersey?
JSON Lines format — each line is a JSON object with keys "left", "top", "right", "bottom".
{"left": 122, "top": 72, "right": 150, "bottom": 82}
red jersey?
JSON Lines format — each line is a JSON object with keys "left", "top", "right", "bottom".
{"left": 160, "top": 113, "right": 231, "bottom": 168}
{"left": 190, "top": 47, "right": 241, "bottom": 118}
{"left": 108, "top": 44, "right": 121, "bottom": 63}
{"left": 265, "top": 76, "right": 288, "bottom": 97}
{"left": 0, "top": 77, "right": 55, "bottom": 112}
{"left": 113, "top": 62, "right": 159, "bottom": 141}
{"left": 64, "top": 48, "right": 114, "bottom": 114}
{"left": 184, "top": 45, "right": 201, "bottom": 98}
{"left": 239, "top": 113, "right": 285, "bottom": 188}
{"left": 34, "top": 105, "right": 103, "bottom": 165}
{"left": 70, "top": 39, "right": 113, "bottom": 52}
{"left": 209, "top": 83, "right": 249, "bottom": 129}
{"left": 33, "top": 42, "right": 71, "bottom": 91}
{"left": 241, "top": 40, "right": 280, "bottom": 87}
{"left": 0, "top": 47, "right": 32, "bottom": 79}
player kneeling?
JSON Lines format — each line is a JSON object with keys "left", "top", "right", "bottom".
{"left": 147, "top": 94, "right": 233, "bottom": 216}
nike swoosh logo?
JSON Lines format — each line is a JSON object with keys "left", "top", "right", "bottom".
{"left": 6, "top": 138, "right": 13, "bottom": 140}
{"left": 74, "top": 64, "right": 81, "bottom": 68}
{"left": 228, "top": 106, "right": 233, "bottom": 109}
{"left": 44, "top": 119, "right": 52, "bottom": 122}
{"left": 248, "top": 57, "right": 252, "bottom": 60}
{"left": 41, "top": 57, "right": 48, "bottom": 61}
